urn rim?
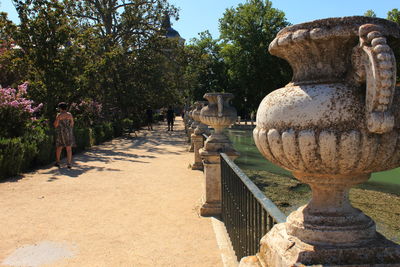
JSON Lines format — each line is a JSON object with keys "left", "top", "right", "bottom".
{"left": 276, "top": 16, "right": 400, "bottom": 38}
{"left": 203, "top": 92, "right": 234, "bottom": 99}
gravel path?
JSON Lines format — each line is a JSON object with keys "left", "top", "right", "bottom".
{"left": 0, "top": 118, "right": 225, "bottom": 267}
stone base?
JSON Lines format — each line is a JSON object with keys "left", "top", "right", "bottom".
{"left": 239, "top": 256, "right": 262, "bottom": 267}
{"left": 256, "top": 223, "right": 400, "bottom": 267}
{"left": 191, "top": 162, "right": 203, "bottom": 170}
{"left": 200, "top": 202, "right": 221, "bottom": 216}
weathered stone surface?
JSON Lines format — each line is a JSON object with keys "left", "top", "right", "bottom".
{"left": 248, "top": 16, "right": 400, "bottom": 266}
{"left": 199, "top": 93, "right": 239, "bottom": 216}
{"left": 260, "top": 223, "right": 400, "bottom": 267}
{"left": 191, "top": 134, "right": 204, "bottom": 170}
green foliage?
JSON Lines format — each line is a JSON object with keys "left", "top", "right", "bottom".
{"left": 0, "top": 104, "right": 31, "bottom": 137}
{"left": 20, "top": 140, "right": 38, "bottom": 171}
{"left": 219, "top": 0, "right": 291, "bottom": 116}
{"left": 20, "top": 119, "right": 50, "bottom": 170}
{"left": 74, "top": 127, "right": 94, "bottom": 150}
{"left": 0, "top": 137, "right": 24, "bottom": 178}
{"left": 387, "top": 9, "right": 400, "bottom": 83}
{"left": 364, "top": 10, "right": 377, "bottom": 17}
{"left": 93, "top": 124, "right": 105, "bottom": 145}
{"left": 11, "top": 0, "right": 84, "bottom": 118}
{"left": 121, "top": 118, "right": 134, "bottom": 133}
{"left": 387, "top": 8, "right": 400, "bottom": 24}
{"left": 102, "top": 122, "right": 114, "bottom": 141}
{"left": 112, "top": 120, "right": 124, "bottom": 137}
{"left": 34, "top": 130, "right": 54, "bottom": 166}
{"left": 185, "top": 31, "right": 229, "bottom": 101}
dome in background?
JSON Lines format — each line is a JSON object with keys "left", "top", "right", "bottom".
{"left": 161, "top": 12, "right": 184, "bottom": 43}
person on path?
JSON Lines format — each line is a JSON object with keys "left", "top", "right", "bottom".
{"left": 166, "top": 106, "right": 175, "bottom": 131}
{"left": 54, "top": 102, "right": 75, "bottom": 169}
{"left": 146, "top": 106, "right": 154, "bottom": 131}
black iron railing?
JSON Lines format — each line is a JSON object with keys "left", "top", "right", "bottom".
{"left": 220, "top": 153, "right": 287, "bottom": 261}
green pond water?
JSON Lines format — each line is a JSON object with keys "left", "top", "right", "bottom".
{"left": 226, "top": 129, "right": 400, "bottom": 191}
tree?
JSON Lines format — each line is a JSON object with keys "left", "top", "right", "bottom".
{"left": 387, "top": 8, "right": 400, "bottom": 23}
{"left": 10, "top": 0, "right": 85, "bottom": 118}
{"left": 185, "top": 31, "right": 228, "bottom": 101}
{"left": 219, "top": 0, "right": 291, "bottom": 118}
{"left": 364, "top": 9, "right": 377, "bottom": 17}
{"left": 66, "top": 0, "right": 178, "bottom": 50}
{"left": 387, "top": 8, "right": 400, "bottom": 82}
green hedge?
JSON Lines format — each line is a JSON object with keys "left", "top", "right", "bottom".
{"left": 103, "top": 122, "right": 114, "bottom": 141}
{"left": 74, "top": 127, "right": 94, "bottom": 151}
{"left": 0, "top": 138, "right": 25, "bottom": 178}
{"left": 93, "top": 124, "right": 105, "bottom": 145}
{"left": 0, "top": 118, "right": 138, "bottom": 179}
{"left": 112, "top": 120, "right": 123, "bottom": 137}
{"left": 35, "top": 132, "right": 55, "bottom": 166}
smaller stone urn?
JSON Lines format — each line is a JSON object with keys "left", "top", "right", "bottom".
{"left": 187, "top": 106, "right": 196, "bottom": 152}
{"left": 192, "top": 101, "right": 209, "bottom": 136}
{"left": 185, "top": 106, "right": 194, "bottom": 132}
{"left": 199, "top": 93, "right": 239, "bottom": 216}
{"left": 191, "top": 101, "right": 209, "bottom": 170}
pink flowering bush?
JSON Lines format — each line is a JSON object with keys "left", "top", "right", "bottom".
{"left": 70, "top": 99, "right": 102, "bottom": 127}
{"left": 0, "top": 82, "right": 43, "bottom": 137}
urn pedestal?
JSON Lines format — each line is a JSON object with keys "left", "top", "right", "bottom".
{"left": 199, "top": 93, "right": 239, "bottom": 216}
{"left": 245, "top": 16, "right": 400, "bottom": 266}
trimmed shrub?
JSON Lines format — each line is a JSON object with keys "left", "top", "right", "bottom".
{"left": 93, "top": 124, "right": 105, "bottom": 145}
{"left": 35, "top": 132, "right": 55, "bottom": 166}
{"left": 20, "top": 141, "right": 39, "bottom": 172}
{"left": 74, "top": 127, "right": 94, "bottom": 151}
{"left": 121, "top": 118, "right": 133, "bottom": 133}
{"left": 112, "top": 120, "right": 123, "bottom": 137}
{"left": 0, "top": 137, "right": 24, "bottom": 179}
{"left": 103, "top": 122, "right": 114, "bottom": 141}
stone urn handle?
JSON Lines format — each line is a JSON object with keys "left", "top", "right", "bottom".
{"left": 217, "top": 95, "right": 223, "bottom": 117}
{"left": 353, "top": 24, "right": 397, "bottom": 134}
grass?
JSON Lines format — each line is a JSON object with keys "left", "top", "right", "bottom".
{"left": 244, "top": 169, "right": 400, "bottom": 245}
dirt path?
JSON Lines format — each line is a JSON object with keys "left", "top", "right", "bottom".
{"left": 0, "top": 118, "right": 226, "bottom": 267}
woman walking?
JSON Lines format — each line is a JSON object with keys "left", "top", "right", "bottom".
{"left": 54, "top": 102, "right": 75, "bottom": 168}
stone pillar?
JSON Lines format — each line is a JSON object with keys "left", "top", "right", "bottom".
{"left": 191, "top": 134, "right": 204, "bottom": 170}
{"left": 199, "top": 93, "right": 239, "bottom": 216}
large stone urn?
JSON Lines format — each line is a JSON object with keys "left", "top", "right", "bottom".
{"left": 251, "top": 17, "right": 400, "bottom": 266}
{"left": 199, "top": 93, "right": 239, "bottom": 216}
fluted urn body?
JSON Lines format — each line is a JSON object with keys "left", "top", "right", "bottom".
{"left": 253, "top": 16, "right": 400, "bottom": 265}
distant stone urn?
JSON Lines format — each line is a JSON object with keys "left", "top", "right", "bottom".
{"left": 199, "top": 92, "right": 239, "bottom": 216}
{"left": 253, "top": 16, "right": 400, "bottom": 265}
{"left": 191, "top": 101, "right": 209, "bottom": 135}
{"left": 200, "top": 93, "right": 237, "bottom": 151}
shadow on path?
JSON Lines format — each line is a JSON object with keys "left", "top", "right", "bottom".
{"left": 1, "top": 119, "right": 188, "bottom": 181}
{"left": 43, "top": 163, "right": 122, "bottom": 179}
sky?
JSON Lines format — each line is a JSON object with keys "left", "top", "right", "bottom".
{"left": 1, "top": 0, "right": 399, "bottom": 42}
